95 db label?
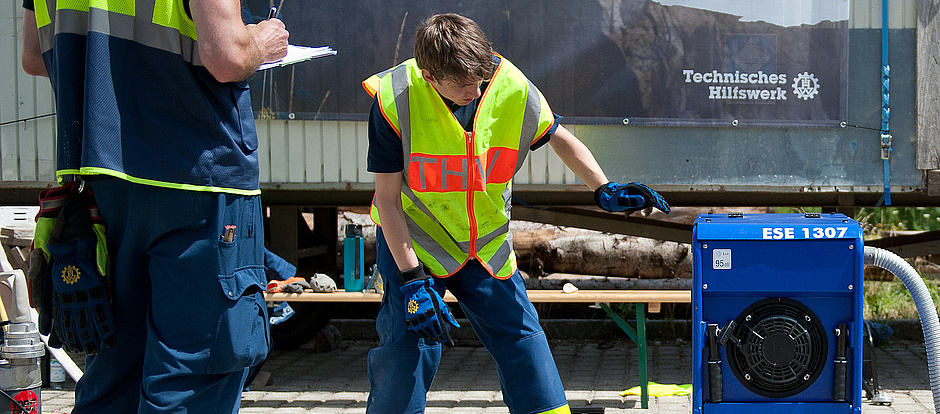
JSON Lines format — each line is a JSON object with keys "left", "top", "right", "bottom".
{"left": 712, "top": 249, "right": 731, "bottom": 270}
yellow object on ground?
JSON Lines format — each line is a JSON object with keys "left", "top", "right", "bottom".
{"left": 621, "top": 382, "right": 692, "bottom": 397}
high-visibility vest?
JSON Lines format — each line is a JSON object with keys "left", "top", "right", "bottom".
{"left": 31, "top": 0, "right": 260, "bottom": 195}
{"left": 363, "top": 56, "right": 555, "bottom": 278}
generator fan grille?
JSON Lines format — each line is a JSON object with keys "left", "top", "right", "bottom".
{"left": 727, "top": 297, "right": 828, "bottom": 398}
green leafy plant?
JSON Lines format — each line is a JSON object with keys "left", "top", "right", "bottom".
{"left": 857, "top": 206, "right": 940, "bottom": 235}
{"left": 865, "top": 279, "right": 940, "bottom": 320}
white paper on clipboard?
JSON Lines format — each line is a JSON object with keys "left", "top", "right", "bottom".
{"left": 257, "top": 45, "right": 336, "bottom": 71}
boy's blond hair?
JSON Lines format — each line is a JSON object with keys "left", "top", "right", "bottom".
{"left": 414, "top": 13, "right": 494, "bottom": 82}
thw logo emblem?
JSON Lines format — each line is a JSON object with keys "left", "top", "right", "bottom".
{"left": 61, "top": 265, "right": 81, "bottom": 285}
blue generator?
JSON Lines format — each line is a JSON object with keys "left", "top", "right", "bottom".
{"left": 692, "top": 213, "right": 864, "bottom": 414}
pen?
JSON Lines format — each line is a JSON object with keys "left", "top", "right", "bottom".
{"left": 268, "top": 0, "right": 285, "bottom": 20}
{"left": 222, "top": 225, "right": 236, "bottom": 243}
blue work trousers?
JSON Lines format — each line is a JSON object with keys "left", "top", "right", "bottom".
{"left": 72, "top": 178, "right": 269, "bottom": 413}
{"left": 366, "top": 228, "right": 568, "bottom": 414}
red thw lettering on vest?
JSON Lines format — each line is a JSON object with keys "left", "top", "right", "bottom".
{"left": 409, "top": 147, "right": 518, "bottom": 192}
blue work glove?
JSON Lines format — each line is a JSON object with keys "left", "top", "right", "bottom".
{"left": 39, "top": 183, "right": 117, "bottom": 355}
{"left": 594, "top": 182, "right": 671, "bottom": 214}
{"left": 399, "top": 266, "right": 460, "bottom": 346}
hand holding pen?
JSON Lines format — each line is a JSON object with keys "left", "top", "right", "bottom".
{"left": 249, "top": 2, "right": 289, "bottom": 64}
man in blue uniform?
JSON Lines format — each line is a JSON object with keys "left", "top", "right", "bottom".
{"left": 21, "top": 0, "right": 288, "bottom": 412}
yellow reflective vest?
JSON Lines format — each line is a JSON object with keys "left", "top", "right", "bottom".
{"left": 363, "top": 56, "right": 555, "bottom": 278}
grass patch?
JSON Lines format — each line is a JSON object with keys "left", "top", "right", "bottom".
{"left": 865, "top": 278, "right": 940, "bottom": 321}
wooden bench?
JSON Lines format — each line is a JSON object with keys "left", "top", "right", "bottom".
{"left": 265, "top": 289, "right": 692, "bottom": 409}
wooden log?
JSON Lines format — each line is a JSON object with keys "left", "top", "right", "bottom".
{"left": 518, "top": 229, "right": 692, "bottom": 279}
{"left": 514, "top": 207, "right": 777, "bottom": 279}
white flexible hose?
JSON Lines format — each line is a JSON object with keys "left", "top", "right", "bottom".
{"left": 865, "top": 246, "right": 940, "bottom": 413}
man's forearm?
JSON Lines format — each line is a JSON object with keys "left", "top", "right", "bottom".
{"left": 377, "top": 203, "right": 421, "bottom": 272}
{"left": 21, "top": 10, "right": 48, "bottom": 77}
{"left": 374, "top": 173, "right": 421, "bottom": 272}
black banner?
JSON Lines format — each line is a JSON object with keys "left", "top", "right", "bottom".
{"left": 244, "top": 0, "right": 848, "bottom": 127}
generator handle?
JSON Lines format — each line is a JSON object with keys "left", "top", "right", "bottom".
{"left": 706, "top": 323, "right": 723, "bottom": 402}
{"left": 833, "top": 324, "right": 848, "bottom": 402}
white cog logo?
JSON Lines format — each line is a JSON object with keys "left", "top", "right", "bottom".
{"left": 792, "top": 72, "right": 819, "bottom": 100}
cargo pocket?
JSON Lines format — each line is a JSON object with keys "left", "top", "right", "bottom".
{"left": 206, "top": 245, "right": 270, "bottom": 374}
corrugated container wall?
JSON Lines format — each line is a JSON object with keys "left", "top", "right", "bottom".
{"left": 1, "top": 2, "right": 56, "bottom": 185}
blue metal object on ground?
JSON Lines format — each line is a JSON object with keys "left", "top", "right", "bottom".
{"left": 692, "top": 213, "right": 864, "bottom": 414}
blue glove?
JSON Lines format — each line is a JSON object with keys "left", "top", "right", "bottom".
{"left": 399, "top": 266, "right": 460, "bottom": 346}
{"left": 594, "top": 182, "right": 671, "bottom": 214}
{"left": 41, "top": 183, "right": 117, "bottom": 354}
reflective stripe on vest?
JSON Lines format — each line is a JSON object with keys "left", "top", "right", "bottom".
{"left": 33, "top": 0, "right": 200, "bottom": 65}
{"left": 363, "top": 57, "right": 555, "bottom": 278}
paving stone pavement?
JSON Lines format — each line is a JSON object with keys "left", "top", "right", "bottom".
{"left": 37, "top": 337, "right": 936, "bottom": 413}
